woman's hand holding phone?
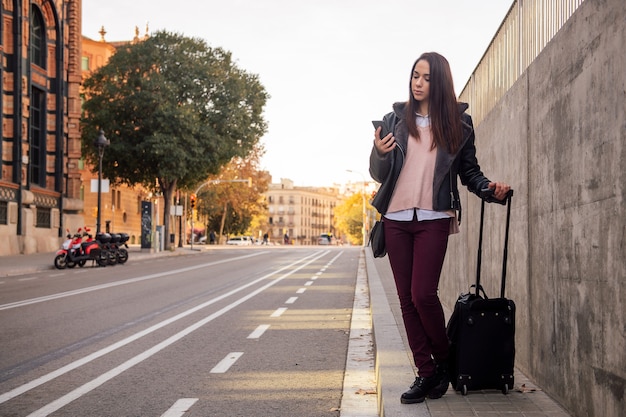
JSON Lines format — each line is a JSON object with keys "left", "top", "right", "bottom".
{"left": 372, "top": 120, "right": 396, "bottom": 154}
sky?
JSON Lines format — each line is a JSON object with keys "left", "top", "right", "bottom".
{"left": 82, "top": 0, "right": 514, "bottom": 188}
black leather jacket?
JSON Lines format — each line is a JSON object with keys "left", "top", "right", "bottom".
{"left": 369, "top": 102, "right": 494, "bottom": 224}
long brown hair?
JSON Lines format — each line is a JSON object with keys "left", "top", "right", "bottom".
{"left": 405, "top": 52, "right": 463, "bottom": 154}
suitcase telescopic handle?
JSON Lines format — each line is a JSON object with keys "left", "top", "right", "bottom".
{"left": 476, "top": 189, "right": 514, "bottom": 297}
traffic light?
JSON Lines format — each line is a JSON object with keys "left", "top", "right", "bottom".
{"left": 190, "top": 193, "right": 196, "bottom": 209}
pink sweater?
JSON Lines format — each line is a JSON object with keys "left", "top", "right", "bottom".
{"left": 387, "top": 126, "right": 436, "bottom": 213}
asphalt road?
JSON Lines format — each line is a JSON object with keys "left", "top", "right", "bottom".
{"left": 0, "top": 247, "right": 362, "bottom": 417}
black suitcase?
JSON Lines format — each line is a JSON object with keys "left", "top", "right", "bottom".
{"left": 446, "top": 189, "right": 515, "bottom": 395}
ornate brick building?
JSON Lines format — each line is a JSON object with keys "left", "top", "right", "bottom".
{"left": 0, "top": 0, "right": 83, "bottom": 255}
{"left": 80, "top": 26, "right": 154, "bottom": 246}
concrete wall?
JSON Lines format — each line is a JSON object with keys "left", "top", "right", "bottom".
{"left": 440, "top": 0, "right": 625, "bottom": 415}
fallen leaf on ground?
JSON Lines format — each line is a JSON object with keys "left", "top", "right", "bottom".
{"left": 516, "top": 383, "right": 541, "bottom": 393}
{"left": 355, "top": 388, "right": 377, "bottom": 395}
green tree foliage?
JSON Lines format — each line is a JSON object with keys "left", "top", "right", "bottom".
{"left": 80, "top": 31, "right": 268, "bottom": 248}
{"left": 334, "top": 192, "right": 367, "bottom": 245}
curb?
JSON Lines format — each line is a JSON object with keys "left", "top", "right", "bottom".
{"left": 366, "top": 251, "right": 430, "bottom": 417}
{"left": 339, "top": 250, "right": 378, "bottom": 416}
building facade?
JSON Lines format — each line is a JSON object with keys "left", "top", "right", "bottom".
{"left": 80, "top": 27, "right": 154, "bottom": 246}
{"left": 0, "top": 0, "right": 83, "bottom": 255}
{"left": 0, "top": 0, "right": 157, "bottom": 255}
{"left": 264, "top": 178, "right": 339, "bottom": 245}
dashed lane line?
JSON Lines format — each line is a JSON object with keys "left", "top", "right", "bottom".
{"left": 160, "top": 398, "right": 198, "bottom": 417}
{"left": 210, "top": 352, "right": 244, "bottom": 374}
{"left": 247, "top": 325, "right": 270, "bottom": 339}
{"left": 270, "top": 307, "right": 287, "bottom": 317}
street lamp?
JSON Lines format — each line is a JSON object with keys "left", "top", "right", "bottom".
{"left": 346, "top": 170, "right": 367, "bottom": 247}
{"left": 94, "top": 130, "right": 110, "bottom": 234}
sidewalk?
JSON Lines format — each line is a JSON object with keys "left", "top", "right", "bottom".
{"left": 365, "top": 250, "right": 572, "bottom": 417}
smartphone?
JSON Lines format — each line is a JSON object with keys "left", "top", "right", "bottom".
{"left": 372, "top": 120, "right": 389, "bottom": 138}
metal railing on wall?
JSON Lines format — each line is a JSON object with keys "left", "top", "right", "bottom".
{"left": 459, "top": 0, "right": 586, "bottom": 124}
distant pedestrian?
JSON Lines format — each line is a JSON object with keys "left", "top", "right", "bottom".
{"left": 209, "top": 230, "right": 216, "bottom": 245}
{"left": 369, "top": 52, "right": 510, "bottom": 404}
{"left": 263, "top": 233, "right": 269, "bottom": 245}
{"left": 283, "top": 233, "right": 289, "bottom": 245}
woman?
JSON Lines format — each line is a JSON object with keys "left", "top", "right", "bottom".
{"left": 369, "top": 52, "right": 510, "bottom": 404}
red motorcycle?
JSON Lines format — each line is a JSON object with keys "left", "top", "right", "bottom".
{"left": 54, "top": 228, "right": 107, "bottom": 269}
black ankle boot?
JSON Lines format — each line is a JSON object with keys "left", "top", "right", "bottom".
{"left": 428, "top": 360, "right": 450, "bottom": 399}
{"left": 400, "top": 374, "right": 439, "bottom": 404}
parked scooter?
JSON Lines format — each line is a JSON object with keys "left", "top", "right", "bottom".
{"left": 95, "top": 232, "right": 130, "bottom": 265}
{"left": 111, "top": 233, "right": 130, "bottom": 264}
{"left": 54, "top": 228, "right": 107, "bottom": 269}
{"left": 95, "top": 233, "right": 116, "bottom": 266}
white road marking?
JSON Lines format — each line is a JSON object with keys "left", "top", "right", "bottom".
{"left": 285, "top": 297, "right": 298, "bottom": 304}
{"left": 247, "top": 324, "right": 270, "bottom": 339}
{"left": 18, "top": 277, "right": 38, "bottom": 282}
{"left": 304, "top": 281, "right": 314, "bottom": 286}
{"left": 210, "top": 352, "right": 244, "bottom": 373}
{"left": 296, "top": 288, "right": 306, "bottom": 294}
{"left": 160, "top": 398, "right": 198, "bottom": 417}
{"left": 270, "top": 307, "right": 287, "bottom": 317}
{"left": 0, "top": 253, "right": 264, "bottom": 311}
{"left": 340, "top": 250, "right": 377, "bottom": 416}
{"left": 2, "top": 251, "right": 328, "bottom": 409}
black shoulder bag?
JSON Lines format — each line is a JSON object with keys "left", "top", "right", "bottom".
{"left": 368, "top": 219, "right": 386, "bottom": 258}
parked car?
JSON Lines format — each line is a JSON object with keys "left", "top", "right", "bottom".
{"left": 226, "top": 236, "right": 252, "bottom": 246}
{"left": 318, "top": 233, "right": 336, "bottom": 245}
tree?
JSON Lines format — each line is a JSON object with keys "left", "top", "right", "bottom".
{"left": 196, "top": 145, "right": 270, "bottom": 242}
{"left": 334, "top": 192, "right": 367, "bottom": 245}
{"left": 80, "top": 31, "right": 268, "bottom": 249}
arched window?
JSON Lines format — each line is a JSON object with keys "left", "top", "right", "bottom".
{"left": 30, "top": 87, "right": 46, "bottom": 186}
{"left": 31, "top": 6, "right": 46, "bottom": 68}
{"left": 29, "top": 5, "right": 49, "bottom": 187}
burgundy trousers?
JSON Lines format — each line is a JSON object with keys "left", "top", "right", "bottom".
{"left": 384, "top": 216, "right": 451, "bottom": 377}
